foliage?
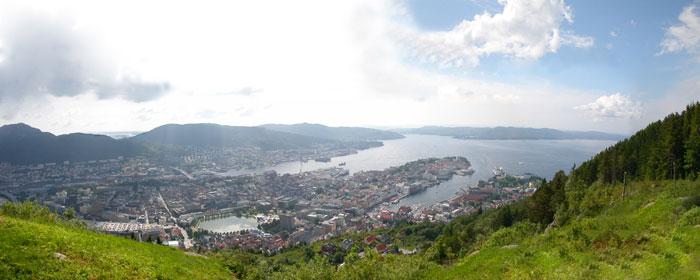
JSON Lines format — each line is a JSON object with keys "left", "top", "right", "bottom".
{"left": 0, "top": 201, "right": 84, "bottom": 228}
{"left": 482, "top": 221, "right": 539, "bottom": 248}
{"left": 573, "top": 102, "right": 700, "bottom": 185}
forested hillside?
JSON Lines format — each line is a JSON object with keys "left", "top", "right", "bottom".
{"left": 0, "top": 123, "right": 145, "bottom": 164}
{"left": 574, "top": 102, "right": 700, "bottom": 184}
{"left": 261, "top": 123, "right": 404, "bottom": 142}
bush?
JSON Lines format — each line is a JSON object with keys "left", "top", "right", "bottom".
{"left": 0, "top": 202, "right": 84, "bottom": 228}
{"left": 483, "top": 221, "right": 539, "bottom": 248}
{"left": 0, "top": 201, "right": 60, "bottom": 223}
{"left": 678, "top": 207, "right": 700, "bottom": 226}
{"left": 681, "top": 195, "right": 700, "bottom": 209}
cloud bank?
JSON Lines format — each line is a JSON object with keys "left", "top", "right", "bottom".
{"left": 0, "top": 14, "right": 170, "bottom": 115}
{"left": 0, "top": 0, "right": 637, "bottom": 134}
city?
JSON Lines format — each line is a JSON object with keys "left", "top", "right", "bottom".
{"left": 0, "top": 150, "right": 539, "bottom": 254}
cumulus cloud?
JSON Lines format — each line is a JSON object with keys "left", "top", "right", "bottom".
{"left": 575, "top": 93, "right": 643, "bottom": 120}
{"left": 659, "top": 5, "right": 700, "bottom": 56}
{"left": 0, "top": 14, "right": 170, "bottom": 113}
{"left": 398, "top": 0, "right": 594, "bottom": 67}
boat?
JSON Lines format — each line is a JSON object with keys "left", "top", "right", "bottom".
{"left": 338, "top": 162, "right": 346, "bottom": 166}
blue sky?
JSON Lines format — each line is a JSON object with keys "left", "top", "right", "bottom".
{"left": 406, "top": 0, "right": 696, "bottom": 100}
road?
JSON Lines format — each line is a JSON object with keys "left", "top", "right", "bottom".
{"left": 172, "top": 167, "right": 194, "bottom": 180}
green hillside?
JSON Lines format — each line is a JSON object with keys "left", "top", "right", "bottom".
{"left": 212, "top": 180, "right": 699, "bottom": 279}
{"left": 3, "top": 104, "right": 700, "bottom": 279}
{"left": 210, "top": 104, "right": 700, "bottom": 279}
{"left": 432, "top": 180, "right": 700, "bottom": 279}
{"left": 0, "top": 203, "right": 231, "bottom": 279}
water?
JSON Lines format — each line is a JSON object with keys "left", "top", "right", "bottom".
{"left": 219, "top": 134, "right": 614, "bottom": 210}
{"left": 223, "top": 134, "right": 613, "bottom": 177}
{"left": 197, "top": 215, "right": 259, "bottom": 233}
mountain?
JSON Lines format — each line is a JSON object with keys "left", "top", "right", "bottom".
{"left": 260, "top": 123, "right": 404, "bottom": 142}
{"left": 0, "top": 122, "right": 395, "bottom": 165}
{"left": 0, "top": 123, "right": 145, "bottom": 165}
{"left": 131, "top": 123, "right": 334, "bottom": 150}
{"left": 398, "top": 126, "right": 625, "bottom": 140}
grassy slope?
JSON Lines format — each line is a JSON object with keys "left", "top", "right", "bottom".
{"left": 432, "top": 180, "right": 700, "bottom": 279}
{"left": 218, "top": 180, "right": 699, "bottom": 280}
{"left": 0, "top": 215, "right": 232, "bottom": 279}
{"left": 1, "top": 180, "right": 698, "bottom": 279}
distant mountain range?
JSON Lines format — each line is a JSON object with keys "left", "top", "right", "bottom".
{"left": 260, "top": 123, "right": 404, "bottom": 142}
{"left": 130, "top": 123, "right": 335, "bottom": 150}
{"left": 0, "top": 123, "right": 403, "bottom": 164}
{"left": 0, "top": 123, "right": 624, "bottom": 165}
{"left": 396, "top": 126, "right": 625, "bottom": 140}
{"left": 0, "top": 123, "right": 145, "bottom": 165}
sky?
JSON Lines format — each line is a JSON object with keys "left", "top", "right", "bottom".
{"left": 0, "top": 0, "right": 699, "bottom": 135}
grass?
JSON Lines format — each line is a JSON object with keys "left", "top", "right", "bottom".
{"left": 0, "top": 211, "right": 232, "bottom": 279}
{"left": 431, "top": 180, "right": 700, "bottom": 279}
{"left": 1, "top": 180, "right": 699, "bottom": 279}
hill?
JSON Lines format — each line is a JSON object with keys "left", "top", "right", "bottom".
{"left": 572, "top": 103, "right": 700, "bottom": 185}
{"left": 0, "top": 123, "right": 145, "bottom": 165}
{"left": 202, "top": 180, "right": 700, "bottom": 279}
{"left": 130, "top": 123, "right": 333, "bottom": 150}
{"left": 399, "top": 126, "right": 624, "bottom": 140}
{"left": 0, "top": 122, "right": 396, "bottom": 165}
{"left": 428, "top": 180, "right": 700, "bottom": 279}
{"left": 212, "top": 104, "right": 700, "bottom": 279}
{"left": 261, "top": 123, "right": 404, "bottom": 142}
{"left": 0, "top": 202, "right": 231, "bottom": 279}
{"left": 3, "top": 104, "right": 700, "bottom": 279}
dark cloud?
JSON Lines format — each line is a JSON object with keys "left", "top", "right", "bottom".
{"left": 0, "top": 14, "right": 170, "bottom": 108}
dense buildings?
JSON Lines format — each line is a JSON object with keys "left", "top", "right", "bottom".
{"left": 0, "top": 152, "right": 539, "bottom": 253}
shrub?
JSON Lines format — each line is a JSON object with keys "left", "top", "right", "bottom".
{"left": 678, "top": 207, "right": 700, "bottom": 226}
{"left": 483, "top": 221, "right": 539, "bottom": 248}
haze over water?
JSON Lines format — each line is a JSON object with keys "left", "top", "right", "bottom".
{"left": 222, "top": 135, "right": 615, "bottom": 208}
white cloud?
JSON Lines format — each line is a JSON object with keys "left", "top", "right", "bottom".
{"left": 0, "top": 0, "right": 623, "bottom": 134}
{"left": 659, "top": 5, "right": 700, "bottom": 57}
{"left": 575, "top": 93, "right": 643, "bottom": 120}
{"left": 609, "top": 31, "right": 618, "bottom": 37}
{"left": 0, "top": 11, "right": 170, "bottom": 117}
{"left": 397, "top": 0, "right": 594, "bottom": 67}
